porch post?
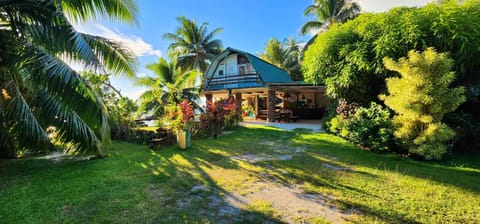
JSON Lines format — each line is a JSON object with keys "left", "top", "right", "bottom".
{"left": 205, "top": 93, "right": 212, "bottom": 102}
{"left": 267, "top": 88, "right": 276, "bottom": 123}
{"left": 255, "top": 95, "right": 259, "bottom": 117}
{"left": 235, "top": 92, "right": 242, "bottom": 115}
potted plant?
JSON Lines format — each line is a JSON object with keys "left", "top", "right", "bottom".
{"left": 163, "top": 99, "right": 194, "bottom": 149}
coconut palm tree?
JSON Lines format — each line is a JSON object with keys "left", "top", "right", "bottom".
{"left": 136, "top": 57, "right": 200, "bottom": 117}
{"left": 301, "top": 0, "right": 361, "bottom": 35}
{"left": 0, "top": 0, "right": 137, "bottom": 158}
{"left": 163, "top": 16, "right": 223, "bottom": 73}
{"left": 260, "top": 37, "right": 303, "bottom": 81}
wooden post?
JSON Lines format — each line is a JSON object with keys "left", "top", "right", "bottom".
{"left": 205, "top": 93, "right": 212, "bottom": 102}
{"left": 267, "top": 89, "right": 276, "bottom": 123}
{"left": 255, "top": 95, "right": 259, "bottom": 117}
{"left": 235, "top": 92, "right": 242, "bottom": 115}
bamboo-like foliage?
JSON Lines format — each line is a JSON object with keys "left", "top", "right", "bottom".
{"left": 303, "top": 0, "right": 480, "bottom": 104}
{"left": 136, "top": 57, "right": 200, "bottom": 117}
{"left": 0, "top": 0, "right": 137, "bottom": 157}
{"left": 163, "top": 16, "right": 223, "bottom": 73}
{"left": 381, "top": 48, "right": 465, "bottom": 160}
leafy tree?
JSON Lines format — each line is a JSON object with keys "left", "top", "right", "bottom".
{"left": 303, "top": 1, "right": 480, "bottom": 105}
{"left": 0, "top": 0, "right": 137, "bottom": 158}
{"left": 381, "top": 48, "right": 465, "bottom": 160}
{"left": 259, "top": 37, "right": 303, "bottom": 81}
{"left": 82, "top": 72, "right": 138, "bottom": 140}
{"left": 136, "top": 57, "right": 200, "bottom": 117}
{"left": 163, "top": 16, "right": 223, "bottom": 73}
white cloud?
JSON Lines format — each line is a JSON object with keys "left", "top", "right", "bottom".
{"left": 76, "top": 23, "right": 162, "bottom": 57}
{"left": 357, "top": 0, "right": 434, "bottom": 12}
{"left": 124, "top": 88, "right": 146, "bottom": 100}
{"left": 136, "top": 73, "right": 149, "bottom": 78}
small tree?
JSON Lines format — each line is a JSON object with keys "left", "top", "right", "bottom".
{"left": 381, "top": 48, "right": 465, "bottom": 160}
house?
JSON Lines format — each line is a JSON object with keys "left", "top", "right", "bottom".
{"left": 201, "top": 47, "right": 328, "bottom": 122}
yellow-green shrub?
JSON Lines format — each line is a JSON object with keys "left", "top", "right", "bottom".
{"left": 381, "top": 48, "right": 465, "bottom": 160}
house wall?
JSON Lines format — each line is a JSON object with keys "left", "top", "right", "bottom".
{"left": 213, "top": 54, "right": 237, "bottom": 78}
{"left": 212, "top": 53, "right": 256, "bottom": 78}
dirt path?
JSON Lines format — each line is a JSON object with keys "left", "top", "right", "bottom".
{"left": 223, "top": 181, "right": 352, "bottom": 223}
{"left": 223, "top": 140, "right": 356, "bottom": 223}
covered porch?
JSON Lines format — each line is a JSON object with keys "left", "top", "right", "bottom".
{"left": 240, "top": 118, "right": 324, "bottom": 132}
{"left": 201, "top": 84, "right": 328, "bottom": 123}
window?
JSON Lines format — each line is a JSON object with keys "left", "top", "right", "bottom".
{"left": 238, "top": 65, "right": 246, "bottom": 75}
{"left": 237, "top": 54, "right": 248, "bottom": 65}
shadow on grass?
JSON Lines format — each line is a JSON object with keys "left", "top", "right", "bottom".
{"left": 292, "top": 131, "right": 480, "bottom": 194}
{"left": 135, "top": 136, "right": 286, "bottom": 223}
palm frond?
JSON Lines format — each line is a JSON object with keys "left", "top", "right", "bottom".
{"left": 19, "top": 45, "right": 109, "bottom": 142}
{"left": 34, "top": 90, "right": 103, "bottom": 155}
{"left": 2, "top": 84, "right": 51, "bottom": 152}
{"left": 300, "top": 21, "right": 324, "bottom": 35}
{"left": 81, "top": 33, "right": 136, "bottom": 77}
{"left": 60, "top": 0, "right": 138, "bottom": 24}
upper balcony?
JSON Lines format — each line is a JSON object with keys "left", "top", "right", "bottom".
{"left": 203, "top": 72, "right": 264, "bottom": 91}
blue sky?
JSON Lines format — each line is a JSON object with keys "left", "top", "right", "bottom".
{"left": 75, "top": 0, "right": 432, "bottom": 99}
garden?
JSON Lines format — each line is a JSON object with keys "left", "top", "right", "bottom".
{"left": 1, "top": 0, "right": 480, "bottom": 223}
{"left": 1, "top": 127, "right": 479, "bottom": 223}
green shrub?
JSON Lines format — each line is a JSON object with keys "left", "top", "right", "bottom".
{"left": 326, "top": 101, "right": 395, "bottom": 151}
{"left": 346, "top": 102, "right": 395, "bottom": 151}
{"left": 381, "top": 48, "right": 465, "bottom": 160}
{"left": 303, "top": 0, "right": 480, "bottom": 105}
{"left": 328, "top": 115, "right": 349, "bottom": 138}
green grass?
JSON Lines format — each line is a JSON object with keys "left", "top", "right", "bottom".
{"left": 0, "top": 126, "right": 479, "bottom": 223}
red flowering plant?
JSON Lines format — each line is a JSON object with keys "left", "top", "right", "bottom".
{"left": 200, "top": 97, "right": 240, "bottom": 138}
{"left": 162, "top": 99, "right": 195, "bottom": 132}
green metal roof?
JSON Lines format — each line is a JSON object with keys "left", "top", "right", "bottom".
{"left": 202, "top": 47, "right": 295, "bottom": 90}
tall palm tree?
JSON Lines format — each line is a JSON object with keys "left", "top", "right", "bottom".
{"left": 0, "top": 0, "right": 137, "bottom": 158}
{"left": 163, "top": 16, "right": 223, "bottom": 73}
{"left": 301, "top": 0, "right": 361, "bottom": 35}
{"left": 260, "top": 37, "right": 303, "bottom": 81}
{"left": 136, "top": 57, "right": 200, "bottom": 117}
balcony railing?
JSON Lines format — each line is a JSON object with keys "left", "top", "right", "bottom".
{"left": 204, "top": 72, "right": 263, "bottom": 90}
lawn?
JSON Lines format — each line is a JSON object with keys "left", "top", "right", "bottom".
{"left": 0, "top": 126, "right": 479, "bottom": 223}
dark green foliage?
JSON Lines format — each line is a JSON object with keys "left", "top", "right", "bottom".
{"left": 82, "top": 72, "right": 138, "bottom": 141}
{"left": 444, "top": 112, "right": 480, "bottom": 151}
{"left": 303, "top": 0, "right": 480, "bottom": 105}
{"left": 0, "top": 0, "right": 137, "bottom": 157}
{"left": 345, "top": 103, "right": 395, "bottom": 151}
{"left": 328, "top": 102, "right": 395, "bottom": 152}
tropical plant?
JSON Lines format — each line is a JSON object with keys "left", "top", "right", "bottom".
{"left": 301, "top": 0, "right": 360, "bottom": 53}
{"left": 0, "top": 0, "right": 137, "bottom": 158}
{"left": 163, "top": 16, "right": 223, "bottom": 73}
{"left": 136, "top": 57, "right": 200, "bottom": 117}
{"left": 200, "top": 98, "right": 238, "bottom": 138}
{"left": 301, "top": 0, "right": 361, "bottom": 34}
{"left": 381, "top": 48, "right": 466, "bottom": 160}
{"left": 162, "top": 99, "right": 195, "bottom": 132}
{"left": 82, "top": 72, "right": 138, "bottom": 141}
{"left": 303, "top": 1, "right": 480, "bottom": 105}
{"left": 259, "top": 37, "right": 303, "bottom": 81}
{"left": 345, "top": 102, "right": 395, "bottom": 152}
